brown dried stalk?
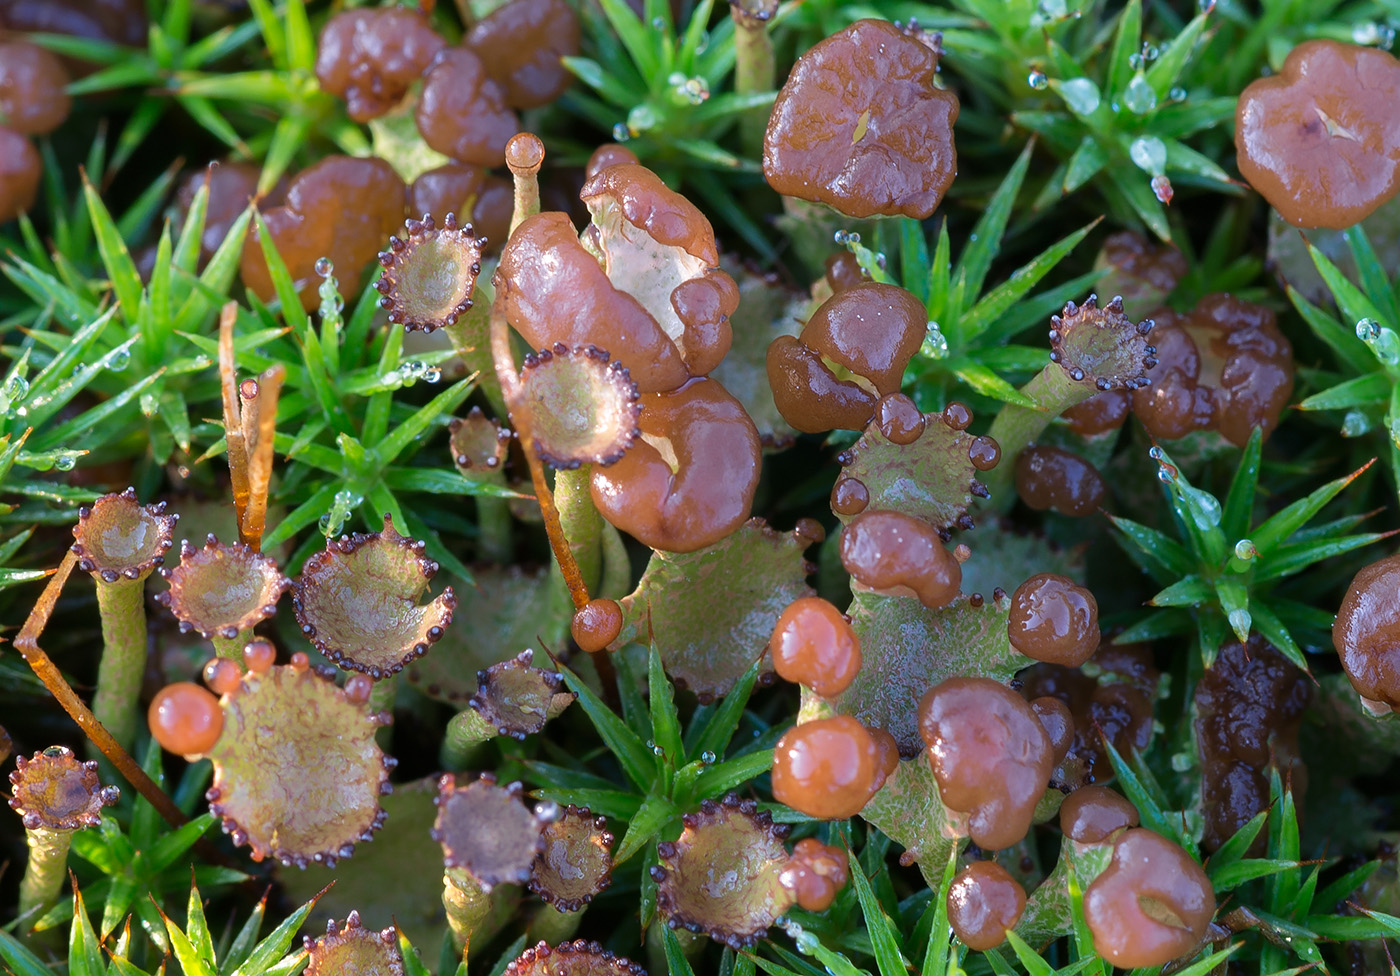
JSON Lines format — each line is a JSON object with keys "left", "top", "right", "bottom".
{"left": 12, "top": 551, "right": 186, "bottom": 828}
{"left": 219, "top": 301, "right": 285, "bottom": 551}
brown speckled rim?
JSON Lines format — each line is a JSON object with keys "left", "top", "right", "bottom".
{"left": 1047, "top": 294, "right": 1157, "bottom": 393}
{"left": 431, "top": 772, "right": 552, "bottom": 890}
{"left": 375, "top": 213, "right": 486, "bottom": 333}
{"left": 518, "top": 343, "right": 642, "bottom": 470}
{"left": 528, "top": 804, "right": 614, "bottom": 911}
{"left": 504, "top": 940, "right": 648, "bottom": 976}
{"left": 469, "top": 648, "right": 573, "bottom": 740}
{"left": 155, "top": 535, "right": 290, "bottom": 639}
{"left": 8, "top": 746, "right": 120, "bottom": 831}
{"left": 71, "top": 487, "right": 178, "bottom": 583}
{"left": 303, "top": 911, "right": 403, "bottom": 976}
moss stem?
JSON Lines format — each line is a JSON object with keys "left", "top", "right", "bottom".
{"left": 476, "top": 495, "right": 513, "bottom": 564}
{"left": 982, "top": 366, "right": 1092, "bottom": 510}
{"left": 90, "top": 579, "right": 148, "bottom": 753}
{"left": 731, "top": 4, "right": 776, "bottom": 159}
{"left": 17, "top": 826, "right": 71, "bottom": 921}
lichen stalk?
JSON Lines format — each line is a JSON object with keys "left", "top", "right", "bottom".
{"left": 505, "top": 133, "right": 545, "bottom": 238}
{"left": 211, "top": 630, "right": 250, "bottom": 661}
{"left": 440, "top": 709, "right": 495, "bottom": 769}
{"left": 731, "top": 2, "right": 777, "bottom": 157}
{"left": 982, "top": 365, "right": 1092, "bottom": 509}
{"left": 442, "top": 869, "right": 515, "bottom": 956}
{"left": 554, "top": 466, "right": 602, "bottom": 595}
{"left": 527, "top": 902, "right": 583, "bottom": 944}
{"left": 17, "top": 826, "right": 71, "bottom": 920}
{"left": 90, "top": 578, "right": 148, "bottom": 751}
{"left": 14, "top": 552, "right": 187, "bottom": 829}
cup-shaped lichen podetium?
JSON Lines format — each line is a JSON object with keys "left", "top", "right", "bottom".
{"left": 518, "top": 343, "right": 642, "bottom": 470}
{"left": 71, "top": 488, "right": 178, "bottom": 750}
{"left": 304, "top": 912, "right": 404, "bottom": 976}
{"left": 8, "top": 746, "right": 120, "bottom": 918}
{"left": 203, "top": 660, "right": 394, "bottom": 867}
{"left": 448, "top": 648, "right": 575, "bottom": 749}
{"left": 156, "top": 534, "right": 291, "bottom": 658}
{"left": 292, "top": 515, "right": 456, "bottom": 678}
{"left": 652, "top": 793, "right": 797, "bottom": 949}
{"left": 504, "top": 941, "right": 648, "bottom": 976}
{"left": 375, "top": 213, "right": 487, "bottom": 332}
{"left": 529, "top": 805, "right": 614, "bottom": 912}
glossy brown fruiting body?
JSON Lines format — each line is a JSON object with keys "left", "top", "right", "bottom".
{"left": 519, "top": 343, "right": 643, "bottom": 468}
{"left": 1020, "top": 645, "right": 1160, "bottom": 788}
{"left": 1015, "top": 445, "right": 1105, "bottom": 517}
{"left": 156, "top": 535, "right": 291, "bottom": 640}
{"left": 1130, "top": 293, "right": 1294, "bottom": 447}
{"left": 148, "top": 682, "right": 224, "bottom": 757}
{"left": 1029, "top": 696, "right": 1075, "bottom": 764}
{"left": 768, "top": 282, "right": 927, "bottom": 433}
{"left": 1236, "top": 39, "right": 1400, "bottom": 229}
{"left": 572, "top": 598, "right": 624, "bottom": 652}
{"left": 653, "top": 793, "right": 794, "bottom": 948}
{"left": 590, "top": 377, "right": 761, "bottom": 553}
{"left": 292, "top": 515, "right": 456, "bottom": 678}
{"left": 530, "top": 805, "right": 614, "bottom": 910}
{"left": 415, "top": 47, "right": 519, "bottom": 167}
{"left": 777, "top": 837, "right": 850, "bottom": 911}
{"left": 946, "top": 861, "right": 1026, "bottom": 951}
{"left": 840, "top": 509, "right": 961, "bottom": 609}
{"left": 824, "top": 251, "right": 869, "bottom": 292}
{"left": 1061, "top": 390, "right": 1130, "bottom": 437}
{"left": 177, "top": 163, "right": 280, "bottom": 266}
{"left": 1059, "top": 785, "right": 1139, "bottom": 844}
{"left": 504, "top": 940, "right": 648, "bottom": 976}
{"left": 1007, "top": 573, "right": 1099, "bottom": 666}
{"left": 314, "top": 8, "right": 444, "bottom": 122}
{"left": 375, "top": 214, "right": 486, "bottom": 332}
{"left": 240, "top": 156, "right": 406, "bottom": 309}
{"left": 410, "top": 163, "right": 512, "bottom": 253}
{"left": 1047, "top": 295, "right": 1156, "bottom": 393}
{"left": 0, "top": 41, "right": 71, "bottom": 135}
{"left": 1195, "top": 637, "right": 1310, "bottom": 851}
{"left": 586, "top": 143, "right": 641, "bottom": 179}
{"left": 771, "top": 715, "right": 880, "bottom": 819}
{"left": 0, "top": 126, "right": 41, "bottom": 223}
{"left": 770, "top": 596, "right": 862, "bottom": 697}
{"left": 203, "top": 657, "right": 243, "bottom": 696}
{"left": 71, "top": 488, "right": 178, "bottom": 582}
{"left": 465, "top": 0, "right": 581, "bottom": 109}
{"left": 1335, "top": 553, "right": 1400, "bottom": 709}
{"left": 763, "top": 19, "right": 958, "bottom": 218}
{"left": 918, "top": 677, "right": 1053, "bottom": 850}
{"left": 432, "top": 774, "right": 548, "bottom": 889}
{"left": 1093, "top": 231, "right": 1187, "bottom": 314}
{"left": 0, "top": 0, "right": 146, "bottom": 47}
{"left": 1083, "top": 828, "right": 1215, "bottom": 968}
{"left": 303, "top": 912, "right": 403, "bottom": 976}
{"left": 8, "top": 746, "right": 120, "bottom": 831}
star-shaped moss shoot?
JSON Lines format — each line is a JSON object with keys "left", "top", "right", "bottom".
{"left": 292, "top": 515, "right": 456, "bottom": 678}
{"left": 196, "top": 657, "right": 394, "bottom": 867}
{"left": 529, "top": 805, "right": 614, "bottom": 912}
{"left": 653, "top": 794, "right": 796, "bottom": 949}
{"left": 71, "top": 487, "right": 177, "bottom": 583}
{"left": 518, "top": 343, "right": 642, "bottom": 469}
{"left": 432, "top": 773, "right": 551, "bottom": 891}
{"left": 503, "top": 941, "right": 648, "bottom": 976}
{"left": 303, "top": 912, "right": 404, "bottom": 976}
{"left": 156, "top": 534, "right": 291, "bottom": 642}
{"left": 375, "top": 213, "right": 487, "bottom": 333}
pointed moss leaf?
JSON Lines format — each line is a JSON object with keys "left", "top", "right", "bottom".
{"left": 834, "top": 591, "right": 1032, "bottom": 754}
{"left": 279, "top": 778, "right": 445, "bottom": 951}
{"left": 560, "top": 664, "right": 655, "bottom": 792}
{"left": 850, "top": 859, "right": 909, "bottom": 976}
{"left": 163, "top": 909, "right": 217, "bottom": 976}
{"left": 614, "top": 520, "right": 817, "bottom": 700}
{"left": 1298, "top": 372, "right": 1391, "bottom": 412}
{"left": 1206, "top": 810, "right": 1269, "bottom": 876}
{"left": 649, "top": 641, "right": 684, "bottom": 763}
{"left": 228, "top": 886, "right": 326, "bottom": 976}
{"left": 837, "top": 412, "right": 988, "bottom": 532}
{"left": 960, "top": 220, "right": 1098, "bottom": 345}
{"left": 711, "top": 261, "right": 807, "bottom": 449}
{"left": 1109, "top": 515, "right": 1195, "bottom": 581}
{"left": 688, "top": 655, "right": 763, "bottom": 762}
{"left": 82, "top": 174, "right": 143, "bottom": 325}
{"left": 1211, "top": 859, "right": 1300, "bottom": 892}
{"left": 1252, "top": 460, "right": 1374, "bottom": 555}
{"left": 1222, "top": 428, "right": 1263, "bottom": 539}
{"left": 688, "top": 749, "right": 775, "bottom": 802}
{"left": 1149, "top": 575, "right": 1212, "bottom": 608}
{"left": 858, "top": 753, "right": 957, "bottom": 880}
{"left": 949, "top": 360, "right": 1038, "bottom": 407}
{"left": 1002, "top": 932, "right": 1055, "bottom": 976}
{"left": 954, "top": 142, "right": 1034, "bottom": 310}
{"left": 405, "top": 566, "right": 569, "bottom": 704}
{"left": 1101, "top": 739, "right": 1190, "bottom": 851}
{"left": 615, "top": 794, "right": 679, "bottom": 864}
{"left": 69, "top": 889, "right": 106, "bottom": 976}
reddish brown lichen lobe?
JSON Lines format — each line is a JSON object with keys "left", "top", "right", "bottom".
{"left": 314, "top": 8, "right": 444, "bottom": 122}
{"left": 1007, "top": 573, "right": 1099, "bottom": 666}
{"left": 0, "top": 41, "right": 72, "bottom": 135}
{"left": 415, "top": 47, "right": 519, "bottom": 167}
{"left": 1015, "top": 446, "right": 1106, "bottom": 518}
{"left": 947, "top": 861, "right": 1025, "bottom": 951}
{"left": 770, "top": 596, "right": 862, "bottom": 697}
{"left": 1059, "top": 785, "right": 1139, "bottom": 844}
{"left": 465, "top": 0, "right": 581, "bottom": 110}
{"left": 772, "top": 715, "right": 882, "bottom": 819}
{"left": 1236, "top": 39, "right": 1400, "bottom": 229}
{"left": 764, "top": 19, "right": 958, "bottom": 218}
{"left": 1335, "top": 553, "right": 1400, "bottom": 709}
{"left": 840, "top": 509, "right": 962, "bottom": 609}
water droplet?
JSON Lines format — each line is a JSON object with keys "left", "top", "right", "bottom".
{"left": 1058, "top": 77, "right": 1102, "bottom": 115}
{"left": 847, "top": 231, "right": 861, "bottom": 244}
{"left": 1342, "top": 409, "right": 1372, "bottom": 437}
{"left": 1170, "top": 752, "right": 1193, "bottom": 772}
{"left": 611, "top": 122, "right": 631, "bottom": 142}
{"left": 315, "top": 257, "right": 333, "bottom": 277}
{"left": 139, "top": 391, "right": 159, "bottom": 417}
{"left": 1169, "top": 86, "right": 1187, "bottom": 102}
{"left": 1128, "top": 52, "right": 1143, "bottom": 69}
{"left": 54, "top": 454, "right": 76, "bottom": 472}
{"left": 1142, "top": 43, "right": 1160, "bottom": 61}
{"left": 1151, "top": 174, "right": 1174, "bottom": 204}
{"left": 694, "top": 29, "right": 710, "bottom": 55}
{"left": 1357, "top": 318, "right": 1400, "bottom": 365}
{"left": 1234, "top": 539, "right": 1258, "bottom": 560}
{"left": 1227, "top": 607, "right": 1251, "bottom": 638}
{"left": 1124, "top": 74, "right": 1158, "bottom": 114}
{"left": 1129, "top": 135, "right": 1167, "bottom": 173}
{"left": 1028, "top": 70, "right": 1049, "bottom": 89}
{"left": 535, "top": 800, "right": 560, "bottom": 822}
{"left": 4, "top": 373, "right": 29, "bottom": 401}
{"left": 108, "top": 348, "right": 131, "bottom": 371}
{"left": 700, "top": 750, "right": 716, "bottom": 764}
{"left": 833, "top": 229, "right": 849, "bottom": 245}
{"left": 921, "top": 321, "right": 949, "bottom": 359}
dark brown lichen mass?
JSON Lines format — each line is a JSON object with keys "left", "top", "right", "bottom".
{"left": 764, "top": 19, "right": 958, "bottom": 218}
{"left": 465, "top": 0, "right": 581, "bottom": 110}
{"left": 1335, "top": 553, "right": 1400, "bottom": 709}
{"left": 1194, "top": 637, "right": 1310, "bottom": 852}
{"left": 314, "top": 7, "right": 445, "bottom": 123}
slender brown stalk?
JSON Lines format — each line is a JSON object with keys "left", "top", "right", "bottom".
{"left": 219, "top": 303, "right": 252, "bottom": 534}
{"left": 488, "top": 300, "right": 590, "bottom": 610}
{"left": 13, "top": 552, "right": 187, "bottom": 828}
{"left": 241, "top": 364, "right": 285, "bottom": 550}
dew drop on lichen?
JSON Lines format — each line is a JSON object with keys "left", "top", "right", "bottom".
{"left": 1028, "top": 70, "right": 1048, "bottom": 90}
